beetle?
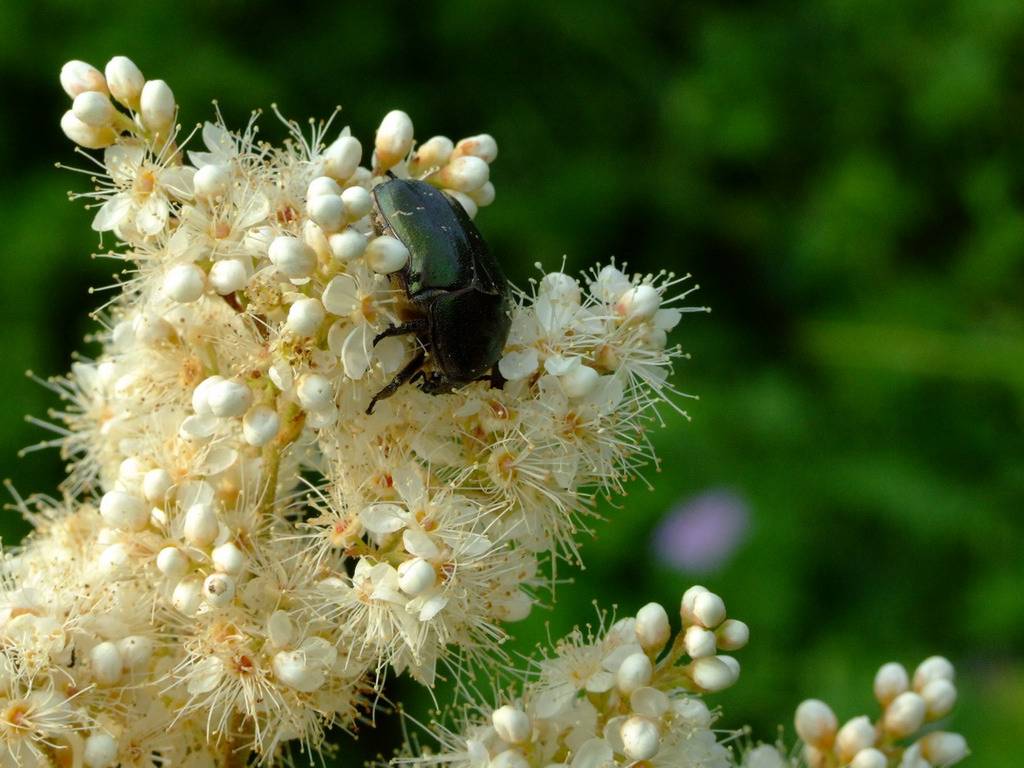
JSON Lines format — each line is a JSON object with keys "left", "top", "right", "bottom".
{"left": 365, "top": 176, "right": 512, "bottom": 414}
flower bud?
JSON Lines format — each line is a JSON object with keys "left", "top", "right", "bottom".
{"left": 72, "top": 91, "right": 116, "bottom": 127}
{"left": 192, "top": 375, "right": 224, "bottom": 415}
{"left": 884, "top": 691, "right": 926, "bottom": 738}
{"left": 183, "top": 503, "right": 219, "bottom": 547}
{"left": 913, "top": 655, "right": 954, "bottom": 690}
{"left": 716, "top": 619, "right": 749, "bottom": 651}
{"left": 616, "top": 284, "right": 661, "bottom": 321}
{"left": 328, "top": 229, "right": 367, "bottom": 262}
{"left": 164, "top": 264, "right": 206, "bottom": 303}
{"left": 365, "top": 235, "right": 409, "bottom": 274}
{"left": 60, "top": 111, "right": 116, "bottom": 149}
{"left": 212, "top": 542, "right": 246, "bottom": 574}
{"left": 308, "top": 194, "right": 345, "bottom": 232}
{"left": 207, "top": 378, "right": 252, "bottom": 418}
{"left": 307, "top": 176, "right": 343, "bottom": 199}
{"left": 684, "top": 625, "right": 717, "bottom": 658}
{"left": 635, "top": 602, "right": 670, "bottom": 652}
{"left": 194, "top": 163, "right": 231, "bottom": 200}
{"left": 341, "top": 185, "right": 372, "bottom": 221}
{"left": 156, "top": 546, "right": 189, "bottom": 579}
{"left": 616, "top": 652, "right": 653, "bottom": 694}
{"left": 209, "top": 259, "right": 248, "bottom": 295}
{"left": 919, "top": 732, "right": 968, "bottom": 765}
{"left": 794, "top": 699, "right": 838, "bottom": 749}
{"left": 468, "top": 181, "right": 496, "bottom": 207}
{"left": 690, "top": 656, "right": 736, "bottom": 692}
{"left": 375, "top": 109, "right": 414, "bottom": 171}
{"left": 873, "top": 662, "right": 909, "bottom": 705}
{"left": 836, "top": 716, "right": 876, "bottom": 763}
{"left": 117, "top": 635, "right": 153, "bottom": 671}
{"left": 297, "top": 373, "right": 333, "bottom": 412}
{"left": 105, "top": 56, "right": 144, "bottom": 109}
{"left": 241, "top": 405, "right": 279, "bottom": 447}
{"left": 203, "top": 573, "right": 235, "bottom": 607}
{"left": 434, "top": 155, "right": 489, "bottom": 193}
{"left": 269, "top": 235, "right": 317, "bottom": 279}
{"left": 801, "top": 746, "right": 828, "bottom": 768}
{"left": 287, "top": 298, "right": 326, "bottom": 337}
{"left": 409, "top": 135, "right": 454, "bottom": 175}
{"left": 921, "top": 678, "right": 957, "bottom": 719}
{"left": 680, "top": 584, "right": 708, "bottom": 625}
{"left": 140, "top": 79, "right": 175, "bottom": 132}
{"left": 491, "top": 705, "right": 531, "bottom": 745}
{"left": 397, "top": 558, "right": 436, "bottom": 596}
{"left": 172, "top": 578, "right": 202, "bottom": 615}
{"left": 61, "top": 60, "right": 107, "bottom": 97}
{"left": 99, "top": 543, "right": 131, "bottom": 577}
{"left": 454, "top": 133, "right": 498, "bottom": 163}
{"left": 692, "top": 591, "right": 727, "bottom": 629}
{"left": 323, "top": 135, "right": 362, "bottom": 181}
{"left": 84, "top": 732, "right": 118, "bottom": 768}
{"left": 100, "top": 490, "right": 148, "bottom": 532}
{"left": 142, "top": 468, "right": 173, "bottom": 505}
{"left": 620, "top": 716, "right": 660, "bottom": 761}
{"left": 849, "top": 748, "right": 887, "bottom": 768}
{"left": 90, "top": 641, "right": 123, "bottom": 686}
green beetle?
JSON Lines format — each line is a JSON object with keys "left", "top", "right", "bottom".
{"left": 366, "top": 177, "right": 512, "bottom": 414}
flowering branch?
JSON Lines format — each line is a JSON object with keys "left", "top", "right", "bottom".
{"left": 0, "top": 55, "right": 968, "bottom": 768}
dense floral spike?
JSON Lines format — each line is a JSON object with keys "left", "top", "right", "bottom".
{"left": 0, "top": 55, "right": 967, "bottom": 768}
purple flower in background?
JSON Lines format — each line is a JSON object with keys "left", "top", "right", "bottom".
{"left": 652, "top": 488, "right": 750, "bottom": 573}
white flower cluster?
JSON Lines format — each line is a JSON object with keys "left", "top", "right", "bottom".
{"left": 0, "top": 55, "right": 970, "bottom": 768}
{"left": 795, "top": 657, "right": 968, "bottom": 768}
{"left": 400, "top": 587, "right": 751, "bottom": 768}
{"left": 0, "top": 56, "right": 697, "bottom": 766}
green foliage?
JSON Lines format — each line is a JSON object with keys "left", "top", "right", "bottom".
{"left": 1, "top": 1, "right": 1020, "bottom": 765}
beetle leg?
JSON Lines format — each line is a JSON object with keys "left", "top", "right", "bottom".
{"left": 418, "top": 371, "right": 455, "bottom": 396}
{"left": 366, "top": 349, "right": 426, "bottom": 415}
{"left": 469, "top": 365, "right": 507, "bottom": 390}
{"left": 372, "top": 320, "right": 428, "bottom": 347}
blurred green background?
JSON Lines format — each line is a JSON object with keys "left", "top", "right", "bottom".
{"left": 1, "top": 0, "right": 1021, "bottom": 765}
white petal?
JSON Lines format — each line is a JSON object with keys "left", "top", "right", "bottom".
{"left": 104, "top": 143, "right": 144, "bottom": 185}
{"left": 187, "top": 656, "right": 225, "bottom": 695}
{"left": 160, "top": 166, "right": 196, "bottom": 199}
{"left": 584, "top": 670, "right": 614, "bottom": 693}
{"left": 136, "top": 194, "right": 169, "bottom": 236}
{"left": 341, "top": 324, "right": 372, "bottom": 380}
{"left": 402, "top": 528, "right": 440, "bottom": 560}
{"left": 570, "top": 738, "right": 614, "bottom": 768}
{"left": 198, "top": 446, "right": 238, "bottom": 475}
{"left": 417, "top": 594, "right": 448, "bottom": 621}
{"left": 498, "top": 348, "right": 539, "bottom": 381}
{"left": 179, "top": 414, "right": 218, "bottom": 439}
{"left": 91, "top": 195, "right": 131, "bottom": 232}
{"left": 602, "top": 642, "right": 643, "bottom": 672}
{"left": 654, "top": 307, "right": 682, "bottom": 331}
{"left": 391, "top": 466, "right": 424, "bottom": 506}
{"left": 532, "top": 684, "right": 575, "bottom": 718}
{"left": 360, "top": 504, "right": 407, "bottom": 535}
{"left": 321, "top": 274, "right": 360, "bottom": 315}
{"left": 268, "top": 610, "right": 295, "bottom": 648}
{"left": 204, "top": 121, "right": 234, "bottom": 154}
{"left": 630, "top": 686, "right": 670, "bottom": 718}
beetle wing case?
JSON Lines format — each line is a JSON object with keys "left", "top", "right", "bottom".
{"left": 372, "top": 178, "right": 507, "bottom": 298}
